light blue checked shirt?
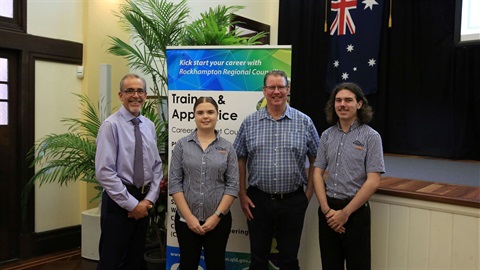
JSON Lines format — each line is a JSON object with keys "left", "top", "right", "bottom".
{"left": 314, "top": 121, "right": 385, "bottom": 200}
{"left": 234, "top": 105, "right": 320, "bottom": 194}
{"left": 169, "top": 130, "right": 239, "bottom": 221}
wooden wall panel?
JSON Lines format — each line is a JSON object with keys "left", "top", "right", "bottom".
{"left": 387, "top": 205, "right": 409, "bottom": 268}
{"left": 371, "top": 202, "right": 389, "bottom": 269}
{"left": 370, "top": 195, "right": 479, "bottom": 270}
{"left": 301, "top": 194, "right": 479, "bottom": 269}
{"left": 429, "top": 212, "right": 453, "bottom": 269}
{"left": 451, "top": 215, "right": 479, "bottom": 269}
{"left": 407, "top": 208, "right": 430, "bottom": 269}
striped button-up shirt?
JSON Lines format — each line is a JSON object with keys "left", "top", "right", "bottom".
{"left": 314, "top": 121, "right": 385, "bottom": 200}
{"left": 169, "top": 130, "right": 239, "bottom": 221}
{"left": 234, "top": 105, "right": 320, "bottom": 194}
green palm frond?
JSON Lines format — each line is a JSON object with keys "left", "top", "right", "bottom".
{"left": 142, "top": 99, "right": 168, "bottom": 155}
{"left": 62, "top": 93, "right": 105, "bottom": 139}
{"left": 108, "top": 0, "right": 190, "bottom": 98}
{"left": 28, "top": 133, "right": 96, "bottom": 186}
{"left": 22, "top": 94, "right": 104, "bottom": 209}
{"left": 183, "top": 5, "right": 266, "bottom": 46}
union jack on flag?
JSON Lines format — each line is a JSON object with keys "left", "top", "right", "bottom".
{"left": 325, "top": 0, "right": 384, "bottom": 95}
{"left": 330, "top": 0, "right": 357, "bottom": 35}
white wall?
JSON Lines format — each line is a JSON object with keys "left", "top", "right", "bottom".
{"left": 34, "top": 61, "right": 83, "bottom": 232}
{"left": 28, "top": 0, "right": 84, "bottom": 232}
{"left": 28, "top": 0, "right": 128, "bottom": 231}
{"left": 27, "top": 0, "right": 83, "bottom": 42}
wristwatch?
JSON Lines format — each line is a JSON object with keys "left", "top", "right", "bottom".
{"left": 214, "top": 210, "right": 224, "bottom": 219}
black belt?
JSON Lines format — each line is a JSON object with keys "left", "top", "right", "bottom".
{"left": 125, "top": 184, "right": 150, "bottom": 195}
{"left": 327, "top": 197, "right": 352, "bottom": 208}
{"left": 251, "top": 186, "right": 303, "bottom": 200}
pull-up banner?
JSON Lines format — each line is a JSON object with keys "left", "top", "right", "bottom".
{"left": 166, "top": 45, "right": 292, "bottom": 270}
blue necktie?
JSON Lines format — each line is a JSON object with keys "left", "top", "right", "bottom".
{"left": 132, "top": 118, "right": 144, "bottom": 188}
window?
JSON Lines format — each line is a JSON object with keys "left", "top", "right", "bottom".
{"left": 0, "top": 57, "right": 7, "bottom": 125}
{"left": 455, "top": 0, "right": 480, "bottom": 44}
{"left": 231, "top": 14, "right": 271, "bottom": 45}
{"left": 0, "top": 0, "right": 13, "bottom": 18}
{"left": 0, "top": 0, "right": 25, "bottom": 32}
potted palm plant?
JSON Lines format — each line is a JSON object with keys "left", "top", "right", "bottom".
{"left": 107, "top": 0, "right": 266, "bottom": 267}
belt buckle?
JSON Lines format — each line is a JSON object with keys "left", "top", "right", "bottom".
{"left": 270, "top": 193, "right": 283, "bottom": 200}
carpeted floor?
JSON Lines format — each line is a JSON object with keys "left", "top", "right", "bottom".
{"left": 0, "top": 249, "right": 97, "bottom": 270}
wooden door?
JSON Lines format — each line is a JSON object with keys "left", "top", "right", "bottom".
{"left": 0, "top": 49, "right": 20, "bottom": 263}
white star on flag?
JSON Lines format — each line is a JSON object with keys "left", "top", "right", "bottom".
{"left": 362, "top": 0, "right": 379, "bottom": 10}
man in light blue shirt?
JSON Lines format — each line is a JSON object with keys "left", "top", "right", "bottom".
{"left": 234, "top": 70, "right": 320, "bottom": 270}
{"left": 95, "top": 74, "right": 163, "bottom": 270}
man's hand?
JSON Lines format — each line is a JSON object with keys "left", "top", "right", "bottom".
{"left": 239, "top": 191, "right": 255, "bottom": 220}
{"left": 128, "top": 199, "right": 153, "bottom": 220}
{"left": 326, "top": 209, "right": 347, "bottom": 233}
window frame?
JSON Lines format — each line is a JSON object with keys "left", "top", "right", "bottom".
{"left": 454, "top": 0, "right": 480, "bottom": 46}
{"left": 0, "top": 0, "right": 26, "bottom": 33}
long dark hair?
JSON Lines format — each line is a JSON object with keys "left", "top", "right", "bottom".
{"left": 325, "top": 82, "right": 374, "bottom": 125}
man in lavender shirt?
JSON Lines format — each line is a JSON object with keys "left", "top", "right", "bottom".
{"left": 95, "top": 74, "right": 163, "bottom": 270}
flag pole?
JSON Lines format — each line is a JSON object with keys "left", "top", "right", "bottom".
{"left": 324, "top": 0, "right": 328, "bottom": 32}
{"left": 389, "top": 0, "right": 393, "bottom": 27}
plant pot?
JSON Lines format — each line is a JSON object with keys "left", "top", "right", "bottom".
{"left": 144, "top": 248, "right": 166, "bottom": 270}
{"left": 81, "top": 207, "right": 101, "bottom": 261}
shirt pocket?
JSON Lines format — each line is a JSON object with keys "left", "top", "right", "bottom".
{"left": 282, "top": 130, "right": 307, "bottom": 155}
{"left": 351, "top": 140, "right": 367, "bottom": 161}
{"left": 245, "top": 133, "right": 260, "bottom": 154}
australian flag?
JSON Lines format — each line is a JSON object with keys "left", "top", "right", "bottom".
{"left": 325, "top": 0, "right": 384, "bottom": 95}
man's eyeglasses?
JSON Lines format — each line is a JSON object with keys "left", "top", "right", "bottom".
{"left": 264, "top": 85, "right": 288, "bottom": 92}
{"left": 122, "top": 89, "right": 146, "bottom": 96}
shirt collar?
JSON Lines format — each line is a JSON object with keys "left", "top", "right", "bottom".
{"left": 259, "top": 104, "right": 292, "bottom": 120}
{"left": 187, "top": 129, "right": 220, "bottom": 143}
{"left": 119, "top": 105, "right": 143, "bottom": 123}
{"left": 336, "top": 119, "right": 360, "bottom": 133}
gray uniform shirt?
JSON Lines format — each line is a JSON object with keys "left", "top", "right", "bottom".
{"left": 169, "top": 130, "right": 239, "bottom": 221}
{"left": 314, "top": 121, "right": 385, "bottom": 200}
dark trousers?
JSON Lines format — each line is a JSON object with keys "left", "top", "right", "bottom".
{"left": 247, "top": 186, "right": 308, "bottom": 270}
{"left": 318, "top": 198, "right": 371, "bottom": 270}
{"left": 175, "top": 211, "right": 232, "bottom": 270}
{"left": 97, "top": 190, "right": 148, "bottom": 270}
